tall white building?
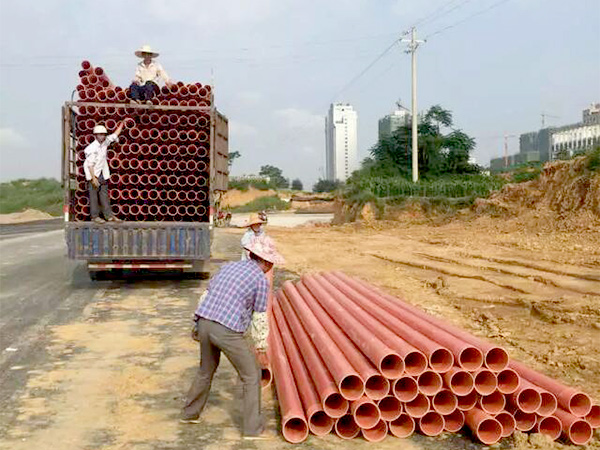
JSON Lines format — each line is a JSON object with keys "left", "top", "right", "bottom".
{"left": 325, "top": 103, "right": 358, "bottom": 182}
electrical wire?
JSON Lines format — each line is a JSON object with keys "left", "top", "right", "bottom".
{"left": 424, "top": 0, "right": 513, "bottom": 40}
{"left": 412, "top": 0, "right": 473, "bottom": 28}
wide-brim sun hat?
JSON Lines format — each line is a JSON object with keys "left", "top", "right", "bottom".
{"left": 245, "top": 212, "right": 266, "bottom": 227}
{"left": 244, "top": 235, "right": 285, "bottom": 265}
{"left": 93, "top": 125, "right": 108, "bottom": 134}
{"left": 135, "top": 45, "right": 159, "bottom": 58}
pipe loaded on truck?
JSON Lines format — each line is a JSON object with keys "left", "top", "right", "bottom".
{"left": 61, "top": 62, "right": 229, "bottom": 279}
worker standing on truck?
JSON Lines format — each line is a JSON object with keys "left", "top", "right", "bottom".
{"left": 130, "top": 45, "right": 173, "bottom": 104}
{"left": 182, "top": 236, "right": 284, "bottom": 440}
{"left": 240, "top": 212, "right": 267, "bottom": 260}
{"left": 83, "top": 122, "right": 124, "bottom": 224}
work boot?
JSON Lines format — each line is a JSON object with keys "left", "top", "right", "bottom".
{"left": 93, "top": 217, "right": 105, "bottom": 224}
{"left": 107, "top": 216, "right": 122, "bottom": 222}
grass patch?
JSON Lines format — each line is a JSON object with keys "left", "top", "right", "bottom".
{"left": 0, "top": 178, "right": 63, "bottom": 215}
{"left": 231, "top": 195, "right": 290, "bottom": 213}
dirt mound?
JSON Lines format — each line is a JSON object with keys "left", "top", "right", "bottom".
{"left": 475, "top": 155, "right": 600, "bottom": 229}
{"left": 221, "top": 188, "right": 276, "bottom": 208}
{"left": 0, "top": 208, "right": 55, "bottom": 224}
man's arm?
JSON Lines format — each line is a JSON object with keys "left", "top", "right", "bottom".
{"left": 113, "top": 121, "right": 124, "bottom": 137}
{"left": 157, "top": 63, "right": 173, "bottom": 87}
{"left": 133, "top": 65, "right": 142, "bottom": 85}
{"left": 253, "top": 276, "right": 269, "bottom": 313}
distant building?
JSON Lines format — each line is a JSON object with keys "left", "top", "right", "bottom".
{"left": 378, "top": 109, "right": 410, "bottom": 140}
{"left": 489, "top": 102, "right": 600, "bottom": 171}
{"left": 325, "top": 103, "right": 358, "bottom": 182}
{"left": 551, "top": 124, "right": 600, "bottom": 159}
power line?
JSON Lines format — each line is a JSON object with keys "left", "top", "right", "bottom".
{"left": 424, "top": 0, "right": 513, "bottom": 40}
{"left": 412, "top": 0, "right": 473, "bottom": 28}
{"left": 330, "top": 38, "right": 400, "bottom": 102}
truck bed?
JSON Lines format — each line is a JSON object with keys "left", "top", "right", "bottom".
{"left": 65, "top": 222, "right": 210, "bottom": 261}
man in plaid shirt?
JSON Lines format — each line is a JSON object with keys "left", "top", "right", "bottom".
{"left": 181, "top": 236, "right": 284, "bottom": 440}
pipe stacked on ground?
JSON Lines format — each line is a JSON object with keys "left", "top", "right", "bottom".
{"left": 72, "top": 60, "right": 212, "bottom": 222}
{"left": 267, "top": 271, "right": 597, "bottom": 445}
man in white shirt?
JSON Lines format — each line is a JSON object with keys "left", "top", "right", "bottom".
{"left": 129, "top": 45, "right": 173, "bottom": 104}
{"left": 83, "top": 123, "right": 124, "bottom": 224}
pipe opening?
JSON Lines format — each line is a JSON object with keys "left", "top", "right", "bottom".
{"left": 477, "top": 418, "right": 502, "bottom": 445}
{"left": 457, "top": 391, "right": 478, "bottom": 411}
{"left": 585, "top": 404, "right": 600, "bottom": 428}
{"left": 570, "top": 393, "right": 592, "bottom": 417}
{"left": 450, "top": 371, "right": 474, "bottom": 396}
{"left": 380, "top": 354, "right": 404, "bottom": 379}
{"left": 405, "top": 393, "right": 429, "bottom": 418}
{"left": 443, "top": 409, "right": 465, "bottom": 433}
{"left": 569, "top": 421, "right": 592, "bottom": 446}
{"left": 323, "top": 393, "right": 349, "bottom": 418}
{"left": 378, "top": 396, "right": 402, "bottom": 421}
{"left": 429, "top": 348, "right": 454, "bottom": 372}
{"left": 485, "top": 348, "right": 509, "bottom": 371}
{"left": 393, "top": 376, "right": 418, "bottom": 402}
{"left": 537, "top": 416, "right": 561, "bottom": 440}
{"left": 361, "top": 419, "right": 387, "bottom": 442}
{"left": 339, "top": 375, "right": 364, "bottom": 401}
{"left": 474, "top": 370, "right": 497, "bottom": 395}
{"left": 364, "top": 375, "right": 389, "bottom": 401}
{"left": 537, "top": 392, "right": 558, "bottom": 417}
{"left": 492, "top": 412, "right": 514, "bottom": 437}
{"left": 260, "top": 368, "right": 272, "bottom": 388}
{"left": 335, "top": 414, "right": 360, "bottom": 439}
{"left": 497, "top": 368, "right": 520, "bottom": 394}
{"left": 417, "top": 371, "right": 443, "bottom": 396}
{"left": 404, "top": 351, "right": 428, "bottom": 376}
{"left": 282, "top": 417, "right": 308, "bottom": 444}
{"left": 480, "top": 391, "right": 505, "bottom": 414}
{"left": 354, "top": 402, "right": 380, "bottom": 429}
{"left": 514, "top": 410, "right": 536, "bottom": 431}
{"left": 389, "top": 413, "right": 415, "bottom": 438}
{"left": 419, "top": 411, "right": 444, "bottom": 436}
{"left": 432, "top": 390, "right": 458, "bottom": 415}
{"left": 309, "top": 411, "right": 334, "bottom": 436}
{"left": 517, "top": 388, "right": 541, "bottom": 413}
{"left": 459, "top": 347, "right": 484, "bottom": 371}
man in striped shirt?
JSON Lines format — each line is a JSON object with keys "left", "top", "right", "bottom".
{"left": 181, "top": 236, "right": 284, "bottom": 439}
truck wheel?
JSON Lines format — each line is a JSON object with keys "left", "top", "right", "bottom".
{"left": 89, "top": 270, "right": 106, "bottom": 281}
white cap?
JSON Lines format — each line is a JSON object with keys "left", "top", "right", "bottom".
{"left": 93, "top": 125, "right": 108, "bottom": 134}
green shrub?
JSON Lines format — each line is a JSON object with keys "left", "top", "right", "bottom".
{"left": 231, "top": 195, "right": 290, "bottom": 213}
{"left": 0, "top": 178, "right": 63, "bottom": 215}
{"left": 587, "top": 147, "right": 600, "bottom": 172}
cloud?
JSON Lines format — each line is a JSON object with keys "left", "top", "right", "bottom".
{"left": 274, "top": 108, "right": 323, "bottom": 131}
{"left": 229, "top": 120, "right": 258, "bottom": 138}
{"left": 0, "top": 128, "right": 28, "bottom": 148}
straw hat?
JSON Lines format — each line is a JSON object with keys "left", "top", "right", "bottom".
{"left": 135, "top": 45, "right": 159, "bottom": 58}
{"left": 245, "top": 212, "right": 266, "bottom": 227}
{"left": 93, "top": 125, "right": 108, "bottom": 134}
{"left": 244, "top": 235, "right": 285, "bottom": 265}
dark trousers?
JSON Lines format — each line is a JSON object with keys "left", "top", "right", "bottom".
{"left": 88, "top": 174, "right": 112, "bottom": 219}
{"left": 183, "top": 319, "right": 263, "bottom": 436}
{"left": 129, "top": 81, "right": 159, "bottom": 101}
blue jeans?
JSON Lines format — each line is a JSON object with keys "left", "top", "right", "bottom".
{"left": 129, "top": 81, "right": 159, "bottom": 101}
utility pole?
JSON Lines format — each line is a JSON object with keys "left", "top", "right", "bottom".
{"left": 402, "top": 28, "right": 424, "bottom": 182}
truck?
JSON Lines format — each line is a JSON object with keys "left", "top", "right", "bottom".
{"left": 61, "top": 96, "right": 229, "bottom": 279}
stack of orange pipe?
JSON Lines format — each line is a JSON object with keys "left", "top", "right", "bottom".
{"left": 268, "top": 271, "right": 597, "bottom": 444}
{"left": 72, "top": 60, "right": 212, "bottom": 222}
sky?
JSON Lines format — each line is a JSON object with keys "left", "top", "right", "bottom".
{"left": 1, "top": 0, "right": 599, "bottom": 188}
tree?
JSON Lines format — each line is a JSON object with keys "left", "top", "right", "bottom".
{"left": 313, "top": 179, "right": 342, "bottom": 193}
{"left": 291, "top": 179, "right": 303, "bottom": 191}
{"left": 228, "top": 151, "right": 241, "bottom": 167}
{"left": 259, "top": 165, "right": 289, "bottom": 189}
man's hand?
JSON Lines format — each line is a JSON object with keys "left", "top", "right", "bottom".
{"left": 91, "top": 176, "right": 99, "bottom": 189}
{"left": 191, "top": 322, "right": 200, "bottom": 342}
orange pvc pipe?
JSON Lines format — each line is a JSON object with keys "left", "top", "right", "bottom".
{"left": 464, "top": 407, "right": 502, "bottom": 445}
{"left": 389, "top": 413, "right": 415, "bottom": 438}
{"left": 295, "top": 281, "right": 389, "bottom": 401}
{"left": 376, "top": 395, "right": 402, "bottom": 422}
{"left": 280, "top": 284, "right": 364, "bottom": 401}
{"left": 494, "top": 411, "right": 516, "bottom": 437}
{"left": 361, "top": 419, "right": 388, "bottom": 442}
{"left": 442, "top": 366, "right": 474, "bottom": 396}
{"left": 392, "top": 376, "right": 419, "bottom": 402}
{"left": 478, "top": 390, "right": 505, "bottom": 415}
{"left": 554, "top": 408, "right": 593, "bottom": 445}
{"left": 496, "top": 368, "right": 520, "bottom": 394}
{"left": 331, "top": 273, "right": 481, "bottom": 371}
{"left": 350, "top": 396, "right": 381, "bottom": 429}
{"left": 418, "top": 411, "right": 445, "bottom": 436}
{"left": 510, "top": 360, "right": 592, "bottom": 417}
{"left": 535, "top": 415, "right": 561, "bottom": 441}
{"left": 443, "top": 409, "right": 465, "bottom": 433}
{"left": 254, "top": 351, "right": 272, "bottom": 389}
{"left": 404, "top": 393, "right": 430, "bottom": 418}
{"left": 417, "top": 370, "right": 443, "bottom": 396}
{"left": 456, "top": 390, "right": 478, "bottom": 411}
{"left": 304, "top": 275, "right": 404, "bottom": 379}
{"left": 267, "top": 314, "right": 309, "bottom": 443}
{"left": 431, "top": 389, "right": 458, "bottom": 415}
{"left": 272, "top": 302, "right": 334, "bottom": 436}
{"left": 322, "top": 273, "right": 447, "bottom": 373}
{"left": 345, "top": 272, "right": 508, "bottom": 371}
{"left": 334, "top": 414, "right": 360, "bottom": 439}
{"left": 585, "top": 404, "right": 600, "bottom": 428}
{"left": 473, "top": 369, "right": 497, "bottom": 395}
